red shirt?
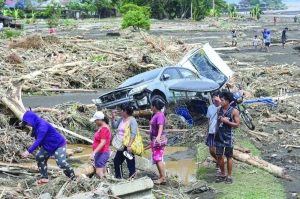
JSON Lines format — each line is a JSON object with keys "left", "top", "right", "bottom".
{"left": 92, "top": 126, "right": 111, "bottom": 153}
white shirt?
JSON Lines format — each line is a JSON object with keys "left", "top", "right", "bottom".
{"left": 253, "top": 38, "right": 259, "bottom": 46}
{"left": 0, "top": 23, "right": 3, "bottom": 29}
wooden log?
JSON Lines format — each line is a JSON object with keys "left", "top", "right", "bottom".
{"left": 67, "top": 39, "right": 95, "bottom": 43}
{"left": 277, "top": 114, "right": 300, "bottom": 122}
{"left": 278, "top": 69, "right": 290, "bottom": 75}
{"left": 133, "top": 109, "right": 152, "bottom": 117}
{"left": 261, "top": 117, "right": 281, "bottom": 122}
{"left": 41, "top": 88, "right": 97, "bottom": 93}
{"left": 234, "top": 145, "right": 251, "bottom": 153}
{"left": 45, "top": 61, "right": 84, "bottom": 72}
{"left": 74, "top": 162, "right": 95, "bottom": 177}
{"left": 249, "top": 131, "right": 269, "bottom": 137}
{"left": 77, "top": 44, "right": 125, "bottom": 58}
{"left": 0, "top": 163, "right": 60, "bottom": 172}
{"left": 213, "top": 47, "right": 240, "bottom": 51}
{"left": 281, "top": 145, "right": 300, "bottom": 149}
{"left": 51, "top": 123, "right": 93, "bottom": 143}
{"left": 31, "top": 107, "right": 60, "bottom": 113}
{"left": 233, "top": 150, "right": 290, "bottom": 179}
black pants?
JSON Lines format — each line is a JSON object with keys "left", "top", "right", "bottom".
{"left": 113, "top": 148, "right": 136, "bottom": 178}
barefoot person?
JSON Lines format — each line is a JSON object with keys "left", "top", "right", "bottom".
{"left": 214, "top": 91, "right": 240, "bottom": 184}
{"left": 282, "top": 27, "right": 288, "bottom": 49}
{"left": 89, "top": 111, "right": 111, "bottom": 179}
{"left": 253, "top": 35, "right": 259, "bottom": 51}
{"left": 206, "top": 91, "right": 221, "bottom": 173}
{"left": 21, "top": 111, "right": 76, "bottom": 185}
{"left": 231, "top": 29, "right": 237, "bottom": 46}
{"left": 264, "top": 30, "right": 271, "bottom": 53}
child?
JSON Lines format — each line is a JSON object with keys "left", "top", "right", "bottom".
{"left": 89, "top": 111, "right": 111, "bottom": 179}
{"left": 253, "top": 35, "right": 259, "bottom": 51}
{"left": 231, "top": 29, "right": 237, "bottom": 46}
{"left": 50, "top": 27, "right": 55, "bottom": 34}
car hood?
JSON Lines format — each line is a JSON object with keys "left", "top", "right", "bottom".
{"left": 169, "top": 79, "right": 219, "bottom": 92}
{"left": 177, "top": 43, "right": 234, "bottom": 87}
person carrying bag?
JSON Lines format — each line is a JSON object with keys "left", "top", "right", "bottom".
{"left": 123, "top": 124, "right": 144, "bottom": 156}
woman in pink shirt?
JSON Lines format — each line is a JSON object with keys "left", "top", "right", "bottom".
{"left": 89, "top": 111, "right": 111, "bottom": 178}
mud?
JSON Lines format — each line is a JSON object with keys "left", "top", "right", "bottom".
{"left": 17, "top": 13, "right": 300, "bottom": 198}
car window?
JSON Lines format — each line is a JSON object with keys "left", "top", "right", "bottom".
{"left": 189, "top": 53, "right": 227, "bottom": 86}
{"left": 162, "top": 68, "right": 181, "bottom": 80}
{"left": 178, "top": 68, "right": 198, "bottom": 79}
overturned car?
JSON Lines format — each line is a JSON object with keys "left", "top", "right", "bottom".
{"left": 93, "top": 43, "right": 233, "bottom": 111}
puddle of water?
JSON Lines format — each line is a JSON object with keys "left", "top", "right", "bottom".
{"left": 3, "top": 145, "right": 197, "bottom": 184}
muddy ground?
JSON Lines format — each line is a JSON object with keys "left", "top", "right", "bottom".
{"left": 2, "top": 13, "right": 300, "bottom": 198}
{"left": 48, "top": 15, "right": 300, "bottom": 199}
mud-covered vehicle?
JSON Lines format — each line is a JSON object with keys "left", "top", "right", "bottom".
{"left": 93, "top": 43, "right": 233, "bottom": 111}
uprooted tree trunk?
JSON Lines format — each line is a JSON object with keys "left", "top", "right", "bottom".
{"left": 233, "top": 150, "right": 291, "bottom": 179}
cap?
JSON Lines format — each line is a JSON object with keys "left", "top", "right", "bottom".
{"left": 90, "top": 111, "right": 105, "bottom": 122}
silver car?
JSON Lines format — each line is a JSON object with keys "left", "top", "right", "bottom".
{"left": 94, "top": 43, "right": 233, "bottom": 110}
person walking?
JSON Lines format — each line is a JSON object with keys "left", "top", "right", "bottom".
{"left": 206, "top": 91, "right": 221, "bottom": 173}
{"left": 264, "top": 30, "right": 271, "bottom": 52}
{"left": 111, "top": 104, "right": 138, "bottom": 179}
{"left": 282, "top": 27, "right": 288, "bottom": 49}
{"left": 231, "top": 29, "right": 237, "bottom": 46}
{"left": 261, "top": 29, "right": 267, "bottom": 50}
{"left": 214, "top": 91, "right": 240, "bottom": 184}
{"left": 89, "top": 111, "right": 111, "bottom": 179}
{"left": 253, "top": 35, "right": 259, "bottom": 51}
{"left": 141, "top": 99, "right": 167, "bottom": 185}
{"left": 21, "top": 111, "right": 76, "bottom": 185}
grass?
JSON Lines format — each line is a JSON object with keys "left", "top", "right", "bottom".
{"left": 195, "top": 129, "right": 285, "bottom": 199}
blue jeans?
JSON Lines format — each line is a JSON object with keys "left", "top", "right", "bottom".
{"left": 113, "top": 148, "right": 136, "bottom": 178}
{"left": 36, "top": 145, "right": 76, "bottom": 180}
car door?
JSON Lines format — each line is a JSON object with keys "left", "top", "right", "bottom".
{"left": 160, "top": 68, "right": 182, "bottom": 102}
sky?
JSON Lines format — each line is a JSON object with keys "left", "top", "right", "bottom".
{"left": 225, "top": 0, "right": 300, "bottom": 6}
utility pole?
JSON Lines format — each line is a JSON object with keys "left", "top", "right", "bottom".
{"left": 213, "top": 0, "right": 215, "bottom": 10}
{"left": 191, "top": 2, "right": 193, "bottom": 19}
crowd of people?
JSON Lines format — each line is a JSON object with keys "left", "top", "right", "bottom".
{"left": 20, "top": 90, "right": 240, "bottom": 185}
{"left": 232, "top": 27, "right": 289, "bottom": 52}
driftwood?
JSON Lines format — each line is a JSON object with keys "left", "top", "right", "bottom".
{"left": 248, "top": 131, "right": 269, "bottom": 137}
{"left": 67, "top": 39, "right": 95, "bottom": 43}
{"left": 74, "top": 162, "right": 95, "bottom": 177}
{"left": 77, "top": 44, "right": 125, "bottom": 58}
{"left": 214, "top": 47, "right": 240, "bottom": 51}
{"left": 0, "top": 163, "right": 60, "bottom": 172}
{"left": 233, "top": 150, "right": 290, "bottom": 179}
{"left": 281, "top": 145, "right": 300, "bottom": 149}
{"left": 133, "top": 109, "right": 152, "bottom": 117}
{"left": 233, "top": 145, "right": 251, "bottom": 153}
{"left": 31, "top": 107, "right": 60, "bottom": 113}
{"left": 41, "top": 88, "right": 97, "bottom": 93}
{"left": 277, "top": 114, "right": 300, "bottom": 122}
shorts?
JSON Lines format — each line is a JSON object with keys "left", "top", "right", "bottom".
{"left": 263, "top": 39, "right": 266, "bottom": 44}
{"left": 205, "top": 134, "right": 215, "bottom": 147}
{"left": 151, "top": 145, "right": 165, "bottom": 164}
{"left": 282, "top": 38, "right": 286, "bottom": 44}
{"left": 94, "top": 151, "right": 110, "bottom": 168}
{"left": 216, "top": 146, "right": 233, "bottom": 157}
{"left": 265, "top": 42, "right": 270, "bottom": 46}
{"left": 232, "top": 37, "right": 237, "bottom": 41}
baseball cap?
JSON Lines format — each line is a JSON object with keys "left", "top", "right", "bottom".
{"left": 89, "top": 111, "right": 105, "bottom": 122}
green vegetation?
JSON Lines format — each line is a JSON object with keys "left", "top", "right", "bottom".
{"left": 250, "top": 4, "right": 262, "bottom": 20}
{"left": 90, "top": 55, "right": 108, "bottom": 62}
{"left": 195, "top": 130, "right": 285, "bottom": 199}
{"left": 45, "top": 3, "right": 63, "bottom": 28}
{"left": 121, "top": 4, "right": 150, "bottom": 30}
{"left": 0, "top": 28, "right": 22, "bottom": 39}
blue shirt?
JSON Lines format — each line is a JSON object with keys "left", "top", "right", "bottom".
{"left": 23, "top": 111, "right": 65, "bottom": 155}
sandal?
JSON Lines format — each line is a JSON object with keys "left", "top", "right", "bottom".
{"left": 153, "top": 180, "right": 167, "bottom": 185}
{"left": 33, "top": 179, "right": 49, "bottom": 186}
{"left": 215, "top": 170, "right": 222, "bottom": 177}
{"left": 215, "top": 176, "right": 226, "bottom": 183}
{"left": 225, "top": 177, "right": 233, "bottom": 184}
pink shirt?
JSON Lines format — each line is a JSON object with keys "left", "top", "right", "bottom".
{"left": 118, "top": 120, "right": 130, "bottom": 140}
{"left": 92, "top": 126, "right": 111, "bottom": 153}
{"left": 50, "top": 28, "right": 54, "bottom": 34}
{"left": 150, "top": 112, "right": 165, "bottom": 138}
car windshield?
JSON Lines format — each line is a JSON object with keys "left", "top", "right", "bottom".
{"left": 118, "top": 68, "right": 162, "bottom": 88}
{"left": 189, "top": 52, "right": 227, "bottom": 86}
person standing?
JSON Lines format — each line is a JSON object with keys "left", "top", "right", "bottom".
{"left": 111, "top": 104, "right": 137, "bottom": 179}
{"left": 282, "top": 27, "right": 288, "bottom": 49}
{"left": 89, "top": 111, "right": 111, "bottom": 179}
{"left": 50, "top": 26, "right": 55, "bottom": 34}
{"left": 253, "top": 35, "right": 259, "bottom": 51}
{"left": 273, "top": 17, "right": 277, "bottom": 25}
{"left": 140, "top": 99, "right": 167, "bottom": 185}
{"left": 214, "top": 91, "right": 240, "bottom": 184}
{"left": 206, "top": 91, "right": 221, "bottom": 173}
{"left": 294, "top": 16, "right": 297, "bottom": 23}
{"left": 0, "top": 22, "right": 3, "bottom": 33}
{"left": 21, "top": 111, "right": 76, "bottom": 185}
{"left": 264, "top": 30, "right": 271, "bottom": 53}
{"left": 261, "top": 29, "right": 267, "bottom": 50}
{"left": 231, "top": 29, "right": 237, "bottom": 46}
